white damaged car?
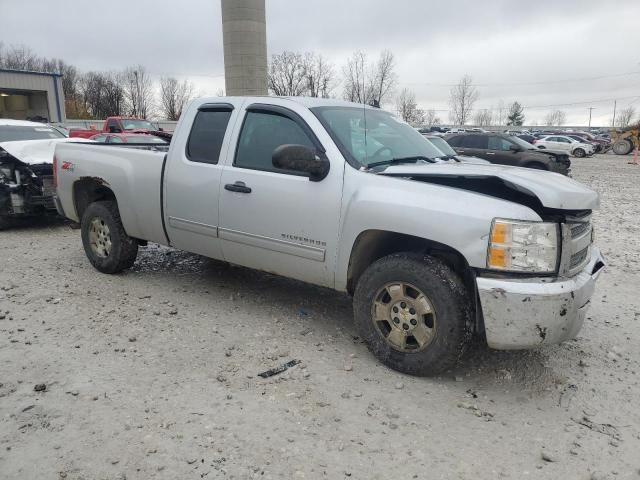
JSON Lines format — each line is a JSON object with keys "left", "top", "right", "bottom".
{"left": 0, "top": 119, "right": 78, "bottom": 229}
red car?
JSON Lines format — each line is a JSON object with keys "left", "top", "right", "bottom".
{"left": 69, "top": 116, "right": 172, "bottom": 141}
{"left": 89, "top": 133, "right": 168, "bottom": 144}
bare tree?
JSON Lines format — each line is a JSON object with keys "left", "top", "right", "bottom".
{"left": 495, "top": 99, "right": 506, "bottom": 126}
{"left": 370, "top": 50, "right": 396, "bottom": 107}
{"left": 616, "top": 106, "right": 636, "bottom": 128}
{"left": 424, "top": 109, "right": 441, "bottom": 126}
{"left": 544, "top": 110, "right": 567, "bottom": 126}
{"left": 342, "top": 51, "right": 370, "bottom": 104}
{"left": 123, "top": 65, "right": 154, "bottom": 118}
{"left": 160, "top": 77, "right": 194, "bottom": 121}
{"left": 78, "top": 71, "right": 125, "bottom": 118}
{"left": 268, "top": 51, "right": 307, "bottom": 96}
{"left": 395, "top": 88, "right": 424, "bottom": 125}
{"left": 304, "top": 53, "right": 335, "bottom": 98}
{"left": 448, "top": 75, "right": 478, "bottom": 125}
{"left": 474, "top": 109, "right": 493, "bottom": 127}
{"left": 0, "top": 44, "right": 40, "bottom": 70}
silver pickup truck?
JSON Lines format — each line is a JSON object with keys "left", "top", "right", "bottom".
{"left": 53, "top": 97, "right": 605, "bottom": 376}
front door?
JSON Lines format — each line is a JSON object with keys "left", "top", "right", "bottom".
{"left": 487, "top": 135, "right": 518, "bottom": 165}
{"left": 219, "top": 102, "right": 343, "bottom": 288}
{"left": 163, "top": 99, "right": 243, "bottom": 259}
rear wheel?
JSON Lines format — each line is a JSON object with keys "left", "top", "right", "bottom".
{"left": 613, "top": 139, "right": 633, "bottom": 155}
{"left": 81, "top": 201, "right": 138, "bottom": 273}
{"left": 573, "top": 148, "right": 586, "bottom": 158}
{"left": 353, "top": 253, "right": 472, "bottom": 376}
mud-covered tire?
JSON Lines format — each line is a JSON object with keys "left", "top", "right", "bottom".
{"left": 353, "top": 253, "right": 473, "bottom": 376}
{"left": 613, "top": 139, "right": 633, "bottom": 155}
{"left": 81, "top": 201, "right": 138, "bottom": 274}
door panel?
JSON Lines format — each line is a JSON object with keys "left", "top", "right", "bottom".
{"left": 219, "top": 102, "right": 343, "bottom": 287}
{"left": 163, "top": 99, "right": 244, "bottom": 259}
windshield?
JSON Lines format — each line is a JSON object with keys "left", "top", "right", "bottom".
{"left": 427, "top": 136, "right": 456, "bottom": 156}
{"left": 508, "top": 135, "right": 536, "bottom": 150}
{"left": 121, "top": 119, "right": 157, "bottom": 131}
{"left": 0, "top": 125, "right": 66, "bottom": 142}
{"left": 311, "top": 106, "right": 444, "bottom": 167}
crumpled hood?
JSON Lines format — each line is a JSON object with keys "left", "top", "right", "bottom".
{"left": 380, "top": 162, "right": 599, "bottom": 210}
{"left": 0, "top": 138, "right": 79, "bottom": 165}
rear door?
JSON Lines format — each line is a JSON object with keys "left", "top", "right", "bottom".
{"left": 455, "top": 134, "right": 489, "bottom": 159}
{"left": 163, "top": 99, "right": 243, "bottom": 259}
{"left": 218, "top": 100, "right": 343, "bottom": 287}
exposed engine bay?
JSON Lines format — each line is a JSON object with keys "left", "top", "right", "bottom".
{"left": 0, "top": 148, "right": 56, "bottom": 223}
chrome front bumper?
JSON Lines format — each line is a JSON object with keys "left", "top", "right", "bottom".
{"left": 477, "top": 246, "right": 605, "bottom": 349}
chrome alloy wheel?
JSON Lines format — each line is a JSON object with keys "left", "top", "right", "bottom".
{"left": 371, "top": 282, "right": 436, "bottom": 352}
{"left": 88, "top": 217, "right": 112, "bottom": 258}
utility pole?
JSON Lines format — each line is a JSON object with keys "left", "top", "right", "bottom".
{"left": 612, "top": 100, "right": 617, "bottom": 128}
{"left": 588, "top": 107, "right": 595, "bottom": 130}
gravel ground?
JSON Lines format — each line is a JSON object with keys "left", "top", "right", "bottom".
{"left": 1, "top": 154, "right": 639, "bottom": 480}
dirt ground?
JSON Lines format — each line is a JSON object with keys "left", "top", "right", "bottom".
{"left": 1, "top": 153, "right": 639, "bottom": 480}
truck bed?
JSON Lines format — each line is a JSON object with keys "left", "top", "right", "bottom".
{"left": 54, "top": 143, "right": 169, "bottom": 245}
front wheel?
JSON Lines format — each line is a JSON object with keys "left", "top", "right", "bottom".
{"left": 81, "top": 201, "right": 138, "bottom": 274}
{"left": 573, "top": 148, "right": 586, "bottom": 158}
{"left": 353, "top": 253, "right": 472, "bottom": 376}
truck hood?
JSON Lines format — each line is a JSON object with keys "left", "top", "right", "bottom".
{"left": 379, "top": 162, "right": 599, "bottom": 211}
{"left": 0, "top": 138, "right": 79, "bottom": 165}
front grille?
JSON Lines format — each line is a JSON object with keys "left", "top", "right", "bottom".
{"left": 571, "top": 222, "right": 590, "bottom": 238}
{"left": 562, "top": 213, "right": 593, "bottom": 275}
{"left": 570, "top": 246, "right": 589, "bottom": 269}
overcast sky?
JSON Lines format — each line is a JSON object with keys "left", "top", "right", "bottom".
{"left": 2, "top": 0, "right": 639, "bottom": 125}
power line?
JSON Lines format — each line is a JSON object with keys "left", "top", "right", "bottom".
{"left": 402, "top": 70, "right": 640, "bottom": 88}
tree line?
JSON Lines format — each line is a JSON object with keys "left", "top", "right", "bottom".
{"left": 1, "top": 43, "right": 637, "bottom": 128}
{"left": 0, "top": 43, "right": 194, "bottom": 121}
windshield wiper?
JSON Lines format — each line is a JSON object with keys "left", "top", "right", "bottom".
{"left": 366, "top": 155, "right": 436, "bottom": 169}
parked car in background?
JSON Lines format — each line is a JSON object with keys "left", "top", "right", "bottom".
{"left": 0, "top": 119, "right": 78, "bottom": 229}
{"left": 445, "top": 132, "right": 571, "bottom": 174}
{"left": 534, "top": 135, "right": 594, "bottom": 158}
{"left": 69, "top": 116, "right": 172, "bottom": 141}
{"left": 54, "top": 96, "right": 603, "bottom": 376}
{"left": 560, "top": 131, "right": 609, "bottom": 153}
{"left": 422, "top": 135, "right": 489, "bottom": 164}
{"left": 89, "top": 133, "right": 168, "bottom": 145}
{"left": 517, "top": 134, "right": 537, "bottom": 144}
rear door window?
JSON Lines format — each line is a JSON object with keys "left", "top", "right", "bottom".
{"left": 462, "top": 135, "right": 488, "bottom": 149}
{"left": 186, "top": 109, "right": 233, "bottom": 164}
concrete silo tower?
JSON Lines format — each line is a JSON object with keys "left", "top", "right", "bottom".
{"left": 220, "top": 0, "right": 268, "bottom": 96}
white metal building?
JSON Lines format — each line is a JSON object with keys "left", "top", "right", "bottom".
{"left": 0, "top": 69, "right": 66, "bottom": 123}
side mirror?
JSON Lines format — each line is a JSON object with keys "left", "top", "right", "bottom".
{"left": 272, "top": 144, "right": 330, "bottom": 182}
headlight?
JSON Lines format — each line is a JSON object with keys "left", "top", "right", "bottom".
{"left": 487, "top": 219, "right": 559, "bottom": 273}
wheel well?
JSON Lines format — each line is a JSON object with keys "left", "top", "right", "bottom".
{"left": 346, "top": 230, "right": 473, "bottom": 295}
{"left": 73, "top": 178, "right": 116, "bottom": 220}
{"left": 524, "top": 161, "right": 548, "bottom": 170}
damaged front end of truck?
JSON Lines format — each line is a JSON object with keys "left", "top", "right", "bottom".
{"left": 0, "top": 141, "right": 61, "bottom": 229}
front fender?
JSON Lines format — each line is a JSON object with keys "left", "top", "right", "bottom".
{"left": 334, "top": 167, "right": 541, "bottom": 291}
